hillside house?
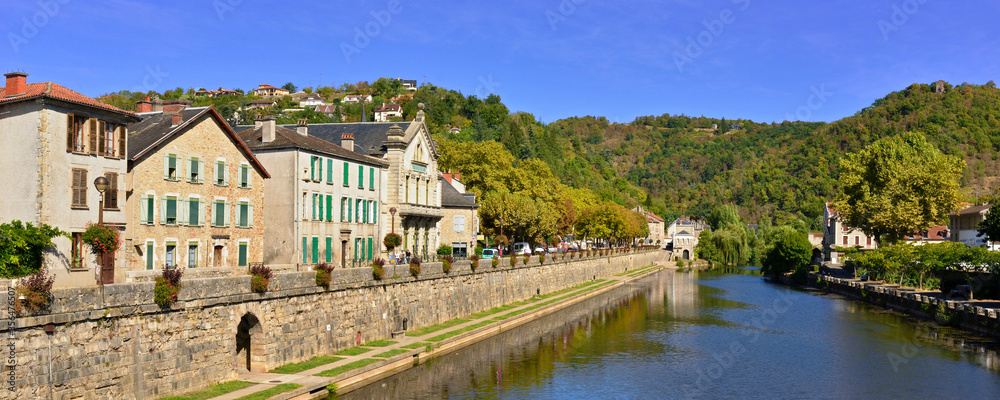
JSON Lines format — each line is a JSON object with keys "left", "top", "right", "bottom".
{"left": 374, "top": 103, "right": 402, "bottom": 122}
{"left": 252, "top": 84, "right": 290, "bottom": 97}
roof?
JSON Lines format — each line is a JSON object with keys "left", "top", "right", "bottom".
{"left": 441, "top": 179, "right": 477, "bottom": 208}
{"left": 127, "top": 106, "right": 270, "bottom": 178}
{"left": 302, "top": 94, "right": 323, "bottom": 100}
{"left": 315, "top": 105, "right": 340, "bottom": 113}
{"left": 375, "top": 103, "right": 401, "bottom": 112}
{"left": 237, "top": 125, "right": 388, "bottom": 167}
{"left": 239, "top": 122, "right": 415, "bottom": 157}
{"left": 904, "top": 225, "right": 950, "bottom": 240}
{"left": 1, "top": 81, "right": 136, "bottom": 116}
{"left": 951, "top": 204, "right": 991, "bottom": 217}
{"left": 256, "top": 84, "right": 282, "bottom": 90}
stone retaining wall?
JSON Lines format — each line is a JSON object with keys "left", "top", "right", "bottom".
{"left": 2, "top": 250, "right": 662, "bottom": 399}
{"left": 815, "top": 274, "right": 1000, "bottom": 338}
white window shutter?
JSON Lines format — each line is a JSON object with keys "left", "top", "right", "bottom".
{"left": 223, "top": 162, "right": 230, "bottom": 186}
{"left": 224, "top": 200, "right": 231, "bottom": 227}
{"left": 140, "top": 195, "right": 148, "bottom": 224}
{"left": 160, "top": 197, "right": 167, "bottom": 225}
{"left": 163, "top": 154, "right": 170, "bottom": 179}
{"left": 179, "top": 198, "right": 189, "bottom": 225}
{"left": 198, "top": 198, "right": 205, "bottom": 226}
{"left": 248, "top": 203, "right": 254, "bottom": 228}
{"left": 177, "top": 154, "right": 185, "bottom": 180}
{"left": 198, "top": 159, "right": 205, "bottom": 184}
{"left": 235, "top": 202, "right": 242, "bottom": 227}
{"left": 185, "top": 157, "right": 192, "bottom": 181}
{"left": 247, "top": 166, "right": 253, "bottom": 189}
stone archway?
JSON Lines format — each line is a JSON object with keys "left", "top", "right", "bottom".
{"left": 236, "top": 312, "right": 265, "bottom": 372}
{"left": 682, "top": 249, "right": 690, "bottom": 260}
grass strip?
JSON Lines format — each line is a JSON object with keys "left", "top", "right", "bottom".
{"left": 158, "top": 381, "right": 256, "bottom": 400}
{"left": 270, "top": 356, "right": 344, "bottom": 374}
{"left": 427, "top": 320, "right": 494, "bottom": 342}
{"left": 233, "top": 383, "right": 302, "bottom": 400}
{"left": 401, "top": 342, "right": 430, "bottom": 349}
{"left": 362, "top": 339, "right": 397, "bottom": 347}
{"left": 334, "top": 347, "right": 372, "bottom": 356}
{"left": 373, "top": 349, "right": 409, "bottom": 358}
{"left": 316, "top": 359, "right": 381, "bottom": 377}
{"left": 404, "top": 318, "right": 470, "bottom": 336}
{"left": 470, "top": 304, "right": 516, "bottom": 319}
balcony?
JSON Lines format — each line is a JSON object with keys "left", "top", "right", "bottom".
{"left": 397, "top": 203, "right": 443, "bottom": 219}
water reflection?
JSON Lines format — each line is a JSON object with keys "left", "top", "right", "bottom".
{"left": 334, "top": 270, "right": 1000, "bottom": 400}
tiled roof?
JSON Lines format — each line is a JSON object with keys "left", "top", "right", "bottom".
{"left": 1, "top": 81, "right": 135, "bottom": 115}
{"left": 375, "top": 103, "right": 401, "bottom": 112}
{"left": 237, "top": 125, "right": 387, "bottom": 167}
{"left": 256, "top": 84, "right": 281, "bottom": 90}
{"left": 251, "top": 122, "right": 414, "bottom": 157}
{"left": 441, "top": 179, "right": 477, "bottom": 208}
{"left": 951, "top": 204, "right": 991, "bottom": 217}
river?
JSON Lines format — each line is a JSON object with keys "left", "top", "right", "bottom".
{"left": 334, "top": 268, "right": 1000, "bottom": 399}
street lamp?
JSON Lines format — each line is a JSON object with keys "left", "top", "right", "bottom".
{"left": 93, "top": 176, "right": 109, "bottom": 225}
{"left": 498, "top": 218, "right": 505, "bottom": 256}
{"left": 389, "top": 207, "right": 397, "bottom": 233}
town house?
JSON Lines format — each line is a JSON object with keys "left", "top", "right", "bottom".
{"left": 440, "top": 173, "right": 479, "bottom": 258}
{"left": 822, "top": 203, "right": 878, "bottom": 263}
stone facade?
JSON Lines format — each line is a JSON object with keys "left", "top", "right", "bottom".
{"left": 822, "top": 202, "right": 877, "bottom": 263}
{"left": 3, "top": 251, "right": 661, "bottom": 399}
{"left": 124, "top": 107, "right": 268, "bottom": 276}
{"left": 0, "top": 72, "right": 138, "bottom": 287}
{"left": 440, "top": 176, "right": 478, "bottom": 258}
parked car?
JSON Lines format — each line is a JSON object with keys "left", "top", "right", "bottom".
{"left": 512, "top": 242, "right": 531, "bottom": 256}
{"left": 481, "top": 248, "right": 499, "bottom": 259}
{"left": 534, "top": 247, "right": 546, "bottom": 254}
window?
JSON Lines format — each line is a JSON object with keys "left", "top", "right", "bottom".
{"left": 188, "top": 243, "right": 198, "bottom": 268}
{"left": 866, "top": 237, "right": 872, "bottom": 246}
{"left": 405, "top": 176, "right": 410, "bottom": 203}
{"left": 842, "top": 236, "right": 848, "bottom": 245}
{"left": 854, "top": 236, "right": 860, "bottom": 246}
{"left": 302, "top": 237, "right": 308, "bottom": 264}
{"left": 454, "top": 215, "right": 465, "bottom": 233}
{"left": 239, "top": 164, "right": 250, "bottom": 188}
{"left": 103, "top": 173, "right": 118, "bottom": 209}
{"left": 140, "top": 194, "right": 155, "bottom": 224}
{"left": 163, "top": 196, "right": 178, "bottom": 225}
{"left": 146, "top": 242, "right": 154, "bottom": 270}
{"left": 214, "top": 200, "right": 228, "bottom": 227}
{"left": 188, "top": 198, "right": 202, "bottom": 226}
{"left": 188, "top": 157, "right": 202, "bottom": 183}
{"left": 104, "top": 122, "right": 116, "bottom": 157}
{"left": 238, "top": 242, "right": 248, "bottom": 267}
{"left": 66, "top": 114, "right": 86, "bottom": 153}
{"left": 358, "top": 165, "right": 364, "bottom": 189}
{"left": 165, "top": 243, "right": 176, "bottom": 268}
{"left": 369, "top": 167, "right": 375, "bottom": 189}
{"left": 164, "top": 154, "right": 179, "bottom": 180}
{"left": 363, "top": 200, "right": 368, "bottom": 223}
{"left": 327, "top": 159, "right": 333, "bottom": 184}
{"left": 312, "top": 193, "right": 318, "bottom": 220}
{"left": 325, "top": 237, "right": 333, "bottom": 263}
{"left": 343, "top": 162, "right": 349, "bottom": 186}
{"left": 71, "top": 233, "right": 84, "bottom": 270}
{"left": 356, "top": 199, "right": 362, "bottom": 222}
{"left": 237, "top": 201, "right": 251, "bottom": 228}
{"left": 341, "top": 197, "right": 346, "bottom": 222}
{"left": 215, "top": 160, "right": 228, "bottom": 186}
{"left": 348, "top": 198, "right": 353, "bottom": 223}
{"left": 71, "top": 168, "right": 87, "bottom": 208}
{"left": 310, "top": 156, "right": 319, "bottom": 181}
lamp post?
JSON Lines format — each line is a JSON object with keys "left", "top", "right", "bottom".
{"left": 93, "top": 176, "right": 109, "bottom": 225}
{"left": 390, "top": 207, "right": 397, "bottom": 233}
{"left": 498, "top": 218, "right": 504, "bottom": 256}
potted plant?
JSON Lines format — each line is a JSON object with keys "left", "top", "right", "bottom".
{"left": 468, "top": 254, "right": 480, "bottom": 271}
{"left": 510, "top": 255, "right": 518, "bottom": 266}
{"left": 409, "top": 257, "right": 422, "bottom": 277}
{"left": 81, "top": 222, "right": 121, "bottom": 259}
{"left": 491, "top": 257, "right": 499, "bottom": 268}
{"left": 371, "top": 258, "right": 386, "bottom": 280}
{"left": 14, "top": 269, "right": 55, "bottom": 315}
{"left": 523, "top": 254, "right": 530, "bottom": 264}
{"left": 250, "top": 265, "right": 272, "bottom": 293}
{"left": 315, "top": 263, "right": 334, "bottom": 288}
{"left": 383, "top": 233, "right": 402, "bottom": 251}
{"left": 154, "top": 267, "right": 183, "bottom": 308}
{"left": 441, "top": 255, "right": 455, "bottom": 273}
{"left": 538, "top": 253, "right": 546, "bottom": 264}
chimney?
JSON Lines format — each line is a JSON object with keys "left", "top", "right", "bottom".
{"left": 296, "top": 119, "right": 308, "bottom": 136}
{"left": 171, "top": 113, "right": 183, "bottom": 126}
{"left": 151, "top": 96, "right": 163, "bottom": 112}
{"left": 342, "top": 133, "right": 355, "bottom": 152}
{"left": 136, "top": 96, "right": 153, "bottom": 113}
{"left": 4, "top": 72, "right": 28, "bottom": 97}
{"left": 259, "top": 115, "right": 276, "bottom": 144}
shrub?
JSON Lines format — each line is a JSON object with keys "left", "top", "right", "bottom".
{"left": 523, "top": 255, "right": 530, "bottom": 264}
{"left": 441, "top": 256, "right": 454, "bottom": 273}
{"left": 538, "top": 253, "right": 545, "bottom": 264}
{"left": 383, "top": 233, "right": 401, "bottom": 250}
{"left": 409, "top": 257, "right": 422, "bottom": 277}
{"left": 14, "top": 269, "right": 55, "bottom": 315}
{"left": 250, "top": 265, "right": 272, "bottom": 293}
{"left": 761, "top": 229, "right": 812, "bottom": 278}
{"left": 491, "top": 258, "right": 499, "bottom": 268}
{"left": 81, "top": 223, "right": 121, "bottom": 256}
{"left": 676, "top": 259, "right": 685, "bottom": 268}
{"left": 468, "top": 254, "right": 479, "bottom": 271}
{"left": 315, "top": 263, "right": 334, "bottom": 288}
{"left": 371, "top": 258, "right": 386, "bottom": 280}
{"left": 510, "top": 255, "right": 518, "bottom": 266}
{"left": 437, "top": 244, "right": 453, "bottom": 256}
{"left": 0, "top": 220, "right": 67, "bottom": 278}
{"left": 154, "top": 268, "right": 183, "bottom": 308}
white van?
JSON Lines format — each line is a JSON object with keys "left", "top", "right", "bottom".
{"left": 512, "top": 242, "right": 531, "bottom": 256}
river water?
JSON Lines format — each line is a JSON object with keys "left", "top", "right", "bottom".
{"left": 335, "top": 269, "right": 1000, "bottom": 399}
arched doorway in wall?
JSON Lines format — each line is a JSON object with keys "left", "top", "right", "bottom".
{"left": 682, "top": 249, "right": 690, "bottom": 260}
{"left": 235, "top": 313, "right": 264, "bottom": 372}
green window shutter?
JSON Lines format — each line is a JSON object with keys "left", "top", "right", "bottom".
{"left": 362, "top": 201, "right": 367, "bottom": 223}
{"left": 367, "top": 238, "right": 373, "bottom": 261}
{"left": 354, "top": 238, "right": 359, "bottom": 260}
{"left": 312, "top": 237, "right": 319, "bottom": 264}
{"left": 198, "top": 198, "right": 205, "bottom": 226}
{"left": 312, "top": 194, "right": 317, "bottom": 220}
{"left": 348, "top": 198, "right": 353, "bottom": 222}
{"left": 303, "top": 237, "right": 308, "bottom": 264}
{"left": 223, "top": 162, "right": 230, "bottom": 186}
{"left": 310, "top": 157, "right": 316, "bottom": 181}
{"left": 369, "top": 167, "right": 374, "bottom": 188}
{"left": 340, "top": 197, "right": 345, "bottom": 222}
{"left": 325, "top": 237, "right": 332, "bottom": 263}
{"left": 146, "top": 243, "right": 153, "bottom": 270}
{"left": 176, "top": 155, "right": 183, "bottom": 180}
{"left": 373, "top": 201, "right": 378, "bottom": 224}
{"left": 239, "top": 243, "right": 247, "bottom": 267}
{"left": 343, "top": 162, "right": 349, "bottom": 186}
{"left": 327, "top": 159, "right": 333, "bottom": 183}
{"left": 140, "top": 195, "right": 148, "bottom": 224}
{"left": 358, "top": 165, "right": 364, "bottom": 188}
{"left": 326, "top": 195, "right": 332, "bottom": 222}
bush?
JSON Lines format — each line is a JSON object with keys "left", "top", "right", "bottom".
{"left": 491, "top": 257, "right": 499, "bottom": 268}
{"left": 0, "top": 220, "right": 67, "bottom": 278}
{"left": 383, "top": 233, "right": 401, "bottom": 250}
{"left": 437, "top": 244, "right": 453, "bottom": 256}
{"left": 409, "top": 257, "right": 422, "bottom": 277}
{"left": 538, "top": 253, "right": 545, "bottom": 264}
{"left": 474, "top": 245, "right": 484, "bottom": 257}
{"left": 81, "top": 223, "right": 120, "bottom": 256}
{"left": 442, "top": 256, "right": 454, "bottom": 273}
{"left": 250, "top": 265, "right": 272, "bottom": 293}
{"left": 315, "top": 263, "right": 334, "bottom": 288}
{"left": 761, "top": 229, "right": 812, "bottom": 278}
{"left": 154, "top": 268, "right": 183, "bottom": 308}
{"left": 510, "top": 255, "right": 518, "bottom": 266}
{"left": 468, "top": 255, "right": 479, "bottom": 271}
{"left": 676, "top": 259, "right": 685, "bottom": 268}
{"left": 14, "top": 269, "right": 55, "bottom": 315}
{"left": 523, "top": 255, "right": 530, "bottom": 264}
{"left": 371, "top": 258, "right": 386, "bottom": 280}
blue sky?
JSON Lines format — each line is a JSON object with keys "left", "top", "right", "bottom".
{"left": 3, "top": 0, "right": 999, "bottom": 124}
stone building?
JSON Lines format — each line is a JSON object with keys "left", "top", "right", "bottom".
{"left": 822, "top": 202, "right": 878, "bottom": 263}
{"left": 949, "top": 204, "right": 992, "bottom": 248}
{"left": 255, "top": 105, "right": 444, "bottom": 258}
{"left": 633, "top": 206, "right": 665, "bottom": 245}
{"left": 440, "top": 173, "right": 479, "bottom": 258}
{"left": 125, "top": 103, "right": 269, "bottom": 277}
{"left": 374, "top": 103, "right": 402, "bottom": 122}
{"left": 0, "top": 72, "right": 138, "bottom": 287}
{"left": 238, "top": 118, "right": 388, "bottom": 268}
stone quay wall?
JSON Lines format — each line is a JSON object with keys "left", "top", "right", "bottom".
{"left": 814, "top": 274, "right": 1000, "bottom": 338}
{"left": 2, "top": 250, "right": 662, "bottom": 400}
